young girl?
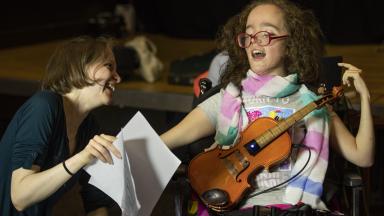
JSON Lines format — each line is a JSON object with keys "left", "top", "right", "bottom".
{"left": 0, "top": 36, "right": 122, "bottom": 216}
{"left": 161, "top": 0, "right": 374, "bottom": 215}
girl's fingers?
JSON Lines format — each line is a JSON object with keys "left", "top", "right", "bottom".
{"left": 339, "top": 62, "right": 363, "bottom": 86}
{"left": 337, "top": 62, "right": 362, "bottom": 72}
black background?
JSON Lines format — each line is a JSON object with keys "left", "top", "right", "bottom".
{"left": 0, "top": 0, "right": 383, "bottom": 47}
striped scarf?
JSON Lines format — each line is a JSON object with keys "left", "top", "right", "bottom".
{"left": 215, "top": 70, "right": 330, "bottom": 209}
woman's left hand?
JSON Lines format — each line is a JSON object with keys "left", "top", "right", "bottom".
{"left": 338, "top": 63, "right": 370, "bottom": 99}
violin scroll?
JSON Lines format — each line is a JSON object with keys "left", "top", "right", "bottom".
{"left": 315, "top": 86, "right": 344, "bottom": 108}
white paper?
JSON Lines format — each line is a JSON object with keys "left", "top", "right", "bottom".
{"left": 85, "top": 111, "right": 181, "bottom": 216}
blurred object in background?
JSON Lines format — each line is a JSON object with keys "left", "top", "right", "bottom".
{"left": 168, "top": 50, "right": 217, "bottom": 86}
{"left": 87, "top": 11, "right": 127, "bottom": 38}
{"left": 124, "top": 36, "right": 163, "bottom": 83}
{"left": 115, "top": 3, "right": 136, "bottom": 36}
{"left": 87, "top": 1, "right": 136, "bottom": 38}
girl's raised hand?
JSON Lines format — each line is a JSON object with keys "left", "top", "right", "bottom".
{"left": 338, "top": 63, "right": 370, "bottom": 99}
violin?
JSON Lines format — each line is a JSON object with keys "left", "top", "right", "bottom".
{"left": 187, "top": 86, "right": 343, "bottom": 212}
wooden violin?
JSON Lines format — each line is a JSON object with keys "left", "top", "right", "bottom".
{"left": 187, "top": 86, "right": 343, "bottom": 212}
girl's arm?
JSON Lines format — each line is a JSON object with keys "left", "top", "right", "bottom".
{"left": 161, "top": 107, "right": 215, "bottom": 149}
{"left": 330, "top": 63, "right": 375, "bottom": 167}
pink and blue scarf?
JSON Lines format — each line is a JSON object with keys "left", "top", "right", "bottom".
{"left": 215, "top": 70, "right": 330, "bottom": 209}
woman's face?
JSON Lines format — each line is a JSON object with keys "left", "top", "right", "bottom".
{"left": 245, "top": 4, "right": 288, "bottom": 76}
{"left": 84, "top": 47, "right": 121, "bottom": 107}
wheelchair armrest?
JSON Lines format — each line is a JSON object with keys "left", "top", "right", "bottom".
{"left": 343, "top": 172, "right": 364, "bottom": 216}
{"left": 343, "top": 172, "right": 363, "bottom": 187}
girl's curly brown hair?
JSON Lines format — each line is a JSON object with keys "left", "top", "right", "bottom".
{"left": 217, "top": 0, "right": 325, "bottom": 89}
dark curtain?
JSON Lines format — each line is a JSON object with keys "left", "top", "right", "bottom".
{"left": 134, "top": 0, "right": 384, "bottom": 43}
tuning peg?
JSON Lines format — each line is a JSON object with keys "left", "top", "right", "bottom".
{"left": 317, "top": 83, "right": 327, "bottom": 95}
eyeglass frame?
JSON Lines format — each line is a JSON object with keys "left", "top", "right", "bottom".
{"left": 236, "top": 31, "right": 289, "bottom": 48}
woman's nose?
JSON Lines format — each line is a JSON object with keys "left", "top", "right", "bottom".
{"left": 114, "top": 71, "right": 122, "bottom": 83}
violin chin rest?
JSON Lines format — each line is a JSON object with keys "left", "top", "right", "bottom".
{"left": 201, "top": 188, "right": 229, "bottom": 207}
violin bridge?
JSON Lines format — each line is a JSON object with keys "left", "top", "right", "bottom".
{"left": 222, "top": 158, "right": 238, "bottom": 178}
{"left": 234, "top": 150, "right": 249, "bottom": 169}
{"left": 222, "top": 150, "right": 249, "bottom": 179}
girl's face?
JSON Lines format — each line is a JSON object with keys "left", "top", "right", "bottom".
{"left": 83, "top": 47, "right": 121, "bottom": 107}
{"left": 245, "top": 4, "right": 288, "bottom": 77}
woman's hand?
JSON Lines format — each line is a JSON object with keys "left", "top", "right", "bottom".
{"left": 338, "top": 63, "right": 370, "bottom": 99}
{"left": 78, "top": 134, "right": 122, "bottom": 165}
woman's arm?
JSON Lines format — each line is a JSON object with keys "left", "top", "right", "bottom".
{"left": 330, "top": 63, "right": 375, "bottom": 167}
{"left": 161, "top": 107, "right": 216, "bottom": 149}
{"left": 11, "top": 134, "right": 121, "bottom": 211}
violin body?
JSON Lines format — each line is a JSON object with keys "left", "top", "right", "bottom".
{"left": 188, "top": 117, "right": 292, "bottom": 211}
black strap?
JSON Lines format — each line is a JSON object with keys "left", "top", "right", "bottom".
{"left": 209, "top": 205, "right": 334, "bottom": 216}
{"left": 209, "top": 206, "right": 277, "bottom": 216}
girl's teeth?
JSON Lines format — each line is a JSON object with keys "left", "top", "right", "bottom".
{"left": 252, "top": 50, "right": 266, "bottom": 58}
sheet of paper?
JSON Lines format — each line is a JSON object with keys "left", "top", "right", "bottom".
{"left": 85, "top": 131, "right": 140, "bottom": 216}
{"left": 85, "top": 111, "right": 181, "bottom": 216}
